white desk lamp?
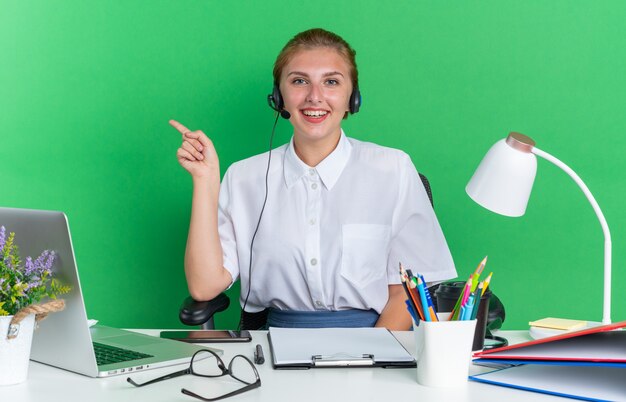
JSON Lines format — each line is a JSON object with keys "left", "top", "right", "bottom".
{"left": 466, "top": 132, "right": 612, "bottom": 324}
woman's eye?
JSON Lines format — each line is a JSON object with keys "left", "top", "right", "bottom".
{"left": 292, "top": 78, "right": 307, "bottom": 85}
{"left": 325, "top": 79, "right": 339, "bottom": 85}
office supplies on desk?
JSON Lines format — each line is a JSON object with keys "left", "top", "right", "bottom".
{"left": 470, "top": 364, "right": 626, "bottom": 402}
{"left": 471, "top": 320, "right": 626, "bottom": 400}
{"left": 0, "top": 207, "right": 219, "bottom": 378}
{"left": 414, "top": 314, "right": 477, "bottom": 387}
{"left": 527, "top": 317, "right": 591, "bottom": 339}
{"left": 401, "top": 258, "right": 492, "bottom": 324}
{"left": 529, "top": 317, "right": 587, "bottom": 331}
{"left": 267, "top": 327, "right": 415, "bottom": 369}
{"left": 399, "top": 265, "right": 439, "bottom": 322}
{"left": 435, "top": 281, "right": 493, "bottom": 351}
{"left": 473, "top": 320, "right": 626, "bottom": 363}
{"left": 254, "top": 344, "right": 265, "bottom": 365}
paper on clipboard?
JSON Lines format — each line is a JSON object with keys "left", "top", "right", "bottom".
{"left": 267, "top": 327, "right": 415, "bottom": 368}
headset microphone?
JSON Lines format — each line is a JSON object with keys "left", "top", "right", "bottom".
{"left": 279, "top": 109, "right": 291, "bottom": 119}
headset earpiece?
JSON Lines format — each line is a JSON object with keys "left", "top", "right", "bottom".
{"left": 268, "top": 83, "right": 290, "bottom": 119}
{"left": 268, "top": 83, "right": 361, "bottom": 116}
{"left": 349, "top": 87, "right": 361, "bottom": 114}
{"left": 268, "top": 84, "right": 284, "bottom": 112}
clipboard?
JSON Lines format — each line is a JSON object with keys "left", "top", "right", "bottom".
{"left": 267, "top": 327, "right": 416, "bottom": 369}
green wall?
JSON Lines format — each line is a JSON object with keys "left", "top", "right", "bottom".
{"left": 2, "top": 1, "right": 624, "bottom": 330}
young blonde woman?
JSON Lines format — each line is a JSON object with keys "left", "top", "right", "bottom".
{"left": 171, "top": 28, "right": 456, "bottom": 330}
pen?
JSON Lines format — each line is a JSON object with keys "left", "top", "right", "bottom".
{"left": 405, "top": 299, "right": 418, "bottom": 323}
{"left": 254, "top": 344, "right": 265, "bottom": 365}
{"left": 416, "top": 276, "right": 437, "bottom": 322}
{"left": 419, "top": 274, "right": 438, "bottom": 322}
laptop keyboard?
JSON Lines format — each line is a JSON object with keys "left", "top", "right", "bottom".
{"left": 93, "top": 342, "right": 153, "bottom": 366}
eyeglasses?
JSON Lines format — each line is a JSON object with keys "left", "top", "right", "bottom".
{"left": 127, "top": 349, "right": 261, "bottom": 401}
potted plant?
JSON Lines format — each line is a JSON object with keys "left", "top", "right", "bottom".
{"left": 0, "top": 225, "right": 70, "bottom": 385}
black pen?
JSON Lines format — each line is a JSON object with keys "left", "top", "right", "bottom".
{"left": 254, "top": 344, "right": 265, "bottom": 365}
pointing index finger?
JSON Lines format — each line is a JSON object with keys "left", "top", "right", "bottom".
{"left": 169, "top": 119, "right": 191, "bottom": 135}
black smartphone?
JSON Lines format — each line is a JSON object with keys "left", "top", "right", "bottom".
{"left": 160, "top": 330, "right": 252, "bottom": 343}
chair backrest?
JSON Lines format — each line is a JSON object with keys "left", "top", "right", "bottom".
{"left": 418, "top": 173, "right": 433, "bottom": 208}
{"left": 240, "top": 173, "right": 435, "bottom": 330}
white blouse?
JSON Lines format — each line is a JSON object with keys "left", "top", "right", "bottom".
{"left": 218, "top": 131, "right": 456, "bottom": 313}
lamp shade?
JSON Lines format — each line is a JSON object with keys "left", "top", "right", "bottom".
{"left": 466, "top": 138, "right": 537, "bottom": 217}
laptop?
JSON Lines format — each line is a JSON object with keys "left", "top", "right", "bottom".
{"left": 0, "top": 207, "right": 220, "bottom": 378}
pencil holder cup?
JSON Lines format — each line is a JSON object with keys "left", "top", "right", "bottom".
{"left": 413, "top": 314, "right": 476, "bottom": 388}
{"left": 435, "top": 281, "right": 492, "bottom": 351}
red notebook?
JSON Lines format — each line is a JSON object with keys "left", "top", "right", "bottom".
{"left": 473, "top": 320, "right": 626, "bottom": 363}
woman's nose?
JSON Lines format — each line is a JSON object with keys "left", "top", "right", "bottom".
{"left": 306, "top": 84, "right": 323, "bottom": 103}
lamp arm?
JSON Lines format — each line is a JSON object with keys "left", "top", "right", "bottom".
{"left": 532, "top": 147, "right": 612, "bottom": 324}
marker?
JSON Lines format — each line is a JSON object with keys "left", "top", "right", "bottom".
{"left": 420, "top": 274, "right": 439, "bottom": 322}
{"left": 254, "top": 344, "right": 265, "bottom": 365}
{"left": 470, "top": 282, "right": 484, "bottom": 320}
{"left": 463, "top": 294, "right": 475, "bottom": 321}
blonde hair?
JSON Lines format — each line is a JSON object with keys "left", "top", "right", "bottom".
{"left": 273, "top": 28, "right": 358, "bottom": 90}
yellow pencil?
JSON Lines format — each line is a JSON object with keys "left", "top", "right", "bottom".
{"left": 481, "top": 272, "right": 493, "bottom": 296}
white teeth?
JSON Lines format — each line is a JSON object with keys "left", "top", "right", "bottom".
{"left": 303, "top": 110, "right": 328, "bottom": 117}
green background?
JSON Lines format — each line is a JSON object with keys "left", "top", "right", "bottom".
{"left": 2, "top": 1, "right": 624, "bottom": 330}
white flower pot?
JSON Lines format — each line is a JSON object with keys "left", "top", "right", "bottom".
{"left": 0, "top": 313, "right": 36, "bottom": 386}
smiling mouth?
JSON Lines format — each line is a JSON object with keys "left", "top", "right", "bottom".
{"left": 302, "top": 110, "right": 328, "bottom": 117}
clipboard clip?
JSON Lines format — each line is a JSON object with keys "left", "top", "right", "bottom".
{"left": 311, "top": 353, "right": 375, "bottom": 367}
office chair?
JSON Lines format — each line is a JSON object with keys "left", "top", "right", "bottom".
{"left": 179, "top": 173, "right": 434, "bottom": 330}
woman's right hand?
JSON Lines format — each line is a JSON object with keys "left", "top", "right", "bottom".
{"left": 170, "top": 120, "right": 220, "bottom": 180}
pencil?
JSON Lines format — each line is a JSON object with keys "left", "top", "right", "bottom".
{"left": 451, "top": 277, "right": 472, "bottom": 321}
{"left": 471, "top": 256, "right": 487, "bottom": 291}
{"left": 474, "top": 256, "right": 488, "bottom": 277}
{"left": 407, "top": 278, "right": 426, "bottom": 321}
{"left": 481, "top": 272, "right": 493, "bottom": 296}
{"left": 400, "top": 264, "right": 425, "bottom": 321}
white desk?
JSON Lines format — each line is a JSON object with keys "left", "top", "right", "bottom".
{"left": 3, "top": 330, "right": 567, "bottom": 402}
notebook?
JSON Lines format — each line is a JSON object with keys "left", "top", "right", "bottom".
{"left": 0, "top": 207, "right": 221, "bottom": 378}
